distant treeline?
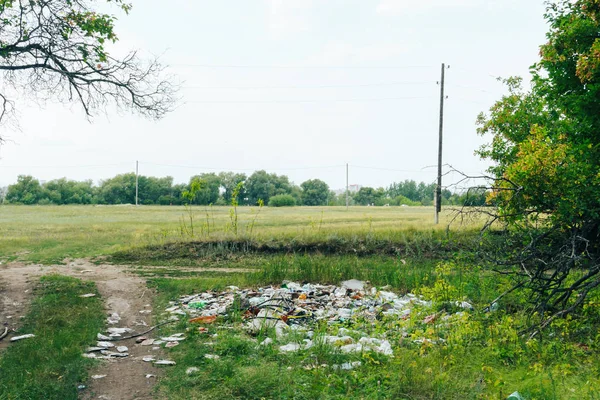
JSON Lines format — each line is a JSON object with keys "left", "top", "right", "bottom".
{"left": 0, "top": 171, "right": 488, "bottom": 207}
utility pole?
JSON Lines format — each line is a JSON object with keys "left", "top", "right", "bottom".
{"left": 135, "top": 160, "right": 139, "bottom": 207}
{"left": 435, "top": 63, "right": 447, "bottom": 224}
{"left": 346, "top": 163, "right": 349, "bottom": 210}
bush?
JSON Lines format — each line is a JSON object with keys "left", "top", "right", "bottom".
{"left": 268, "top": 194, "right": 296, "bottom": 207}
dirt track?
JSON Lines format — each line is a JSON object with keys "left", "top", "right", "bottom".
{"left": 0, "top": 260, "right": 164, "bottom": 400}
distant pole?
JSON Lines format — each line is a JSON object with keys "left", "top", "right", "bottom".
{"left": 435, "top": 63, "right": 446, "bottom": 224}
{"left": 346, "top": 163, "right": 349, "bottom": 210}
{"left": 135, "top": 160, "right": 139, "bottom": 206}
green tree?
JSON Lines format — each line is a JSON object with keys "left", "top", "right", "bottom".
{"left": 218, "top": 172, "right": 247, "bottom": 204}
{"left": 0, "top": 0, "right": 175, "bottom": 140}
{"left": 300, "top": 179, "right": 330, "bottom": 206}
{"left": 354, "top": 187, "right": 385, "bottom": 206}
{"left": 99, "top": 173, "right": 136, "bottom": 204}
{"left": 245, "top": 170, "right": 292, "bottom": 205}
{"left": 6, "top": 175, "right": 45, "bottom": 204}
{"left": 44, "top": 178, "right": 96, "bottom": 204}
{"left": 476, "top": 0, "right": 600, "bottom": 329}
{"left": 188, "top": 173, "right": 220, "bottom": 205}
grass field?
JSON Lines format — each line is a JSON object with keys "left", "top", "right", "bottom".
{"left": 0, "top": 205, "right": 467, "bottom": 264}
{"left": 1, "top": 205, "right": 600, "bottom": 399}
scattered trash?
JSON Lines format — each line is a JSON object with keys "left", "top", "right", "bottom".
{"left": 0, "top": 327, "right": 8, "bottom": 341}
{"left": 204, "top": 354, "right": 220, "bottom": 360}
{"left": 142, "top": 356, "right": 156, "bottom": 362}
{"left": 154, "top": 360, "right": 176, "bottom": 365}
{"left": 189, "top": 315, "right": 217, "bottom": 324}
{"left": 79, "top": 293, "right": 96, "bottom": 298}
{"left": 136, "top": 336, "right": 148, "bottom": 343}
{"left": 165, "top": 341, "right": 179, "bottom": 348}
{"left": 160, "top": 333, "right": 186, "bottom": 342}
{"left": 97, "top": 333, "right": 111, "bottom": 341}
{"left": 100, "top": 350, "right": 129, "bottom": 358}
{"left": 507, "top": 392, "right": 525, "bottom": 400}
{"left": 77, "top": 385, "right": 86, "bottom": 390}
{"left": 10, "top": 334, "right": 35, "bottom": 342}
{"left": 107, "top": 327, "right": 132, "bottom": 336}
{"left": 107, "top": 313, "right": 121, "bottom": 325}
{"left": 116, "top": 346, "right": 129, "bottom": 353}
{"left": 91, "top": 375, "right": 107, "bottom": 379}
{"left": 97, "top": 341, "right": 114, "bottom": 349}
{"left": 146, "top": 374, "right": 156, "bottom": 378}
{"left": 166, "top": 280, "right": 472, "bottom": 359}
{"left": 186, "top": 367, "right": 200, "bottom": 375}
{"left": 333, "top": 361, "right": 362, "bottom": 370}
{"left": 140, "top": 338, "right": 155, "bottom": 346}
{"left": 139, "top": 310, "right": 152, "bottom": 315}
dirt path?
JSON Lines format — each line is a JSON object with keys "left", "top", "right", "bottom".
{"left": 0, "top": 260, "right": 167, "bottom": 400}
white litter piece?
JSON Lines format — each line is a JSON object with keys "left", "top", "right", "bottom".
{"left": 146, "top": 374, "right": 156, "bottom": 378}
{"left": 10, "top": 334, "right": 35, "bottom": 342}
{"left": 100, "top": 350, "right": 129, "bottom": 358}
{"left": 154, "top": 360, "right": 176, "bottom": 365}
{"left": 79, "top": 293, "right": 96, "bottom": 298}
{"left": 204, "top": 354, "right": 220, "bottom": 360}
{"left": 140, "top": 339, "right": 155, "bottom": 346}
{"left": 341, "top": 280, "right": 366, "bottom": 291}
{"left": 107, "top": 327, "right": 132, "bottom": 335}
{"left": 333, "top": 361, "right": 362, "bottom": 370}
{"left": 160, "top": 336, "right": 186, "bottom": 342}
{"left": 97, "top": 333, "right": 111, "bottom": 341}
{"left": 91, "top": 375, "right": 107, "bottom": 379}
{"left": 260, "top": 338, "right": 273, "bottom": 346}
{"left": 142, "top": 356, "right": 156, "bottom": 362}
{"left": 97, "top": 341, "right": 114, "bottom": 349}
{"left": 116, "top": 346, "right": 129, "bottom": 353}
{"left": 186, "top": 367, "right": 200, "bottom": 375}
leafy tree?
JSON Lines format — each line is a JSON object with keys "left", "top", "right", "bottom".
{"left": 44, "top": 178, "right": 96, "bottom": 204}
{"left": 245, "top": 170, "right": 292, "bottom": 205}
{"left": 98, "top": 173, "right": 136, "bottom": 204}
{"left": 218, "top": 172, "right": 247, "bottom": 204}
{"left": 476, "top": 0, "right": 600, "bottom": 331}
{"left": 268, "top": 194, "right": 296, "bottom": 207}
{"left": 188, "top": 173, "right": 220, "bottom": 205}
{"left": 300, "top": 179, "right": 330, "bottom": 206}
{"left": 354, "top": 187, "right": 385, "bottom": 206}
{"left": 0, "top": 0, "right": 176, "bottom": 140}
{"left": 6, "top": 175, "right": 45, "bottom": 204}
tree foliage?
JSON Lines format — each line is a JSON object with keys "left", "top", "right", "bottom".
{"left": 300, "top": 179, "right": 329, "bottom": 206}
{"left": 0, "top": 0, "right": 176, "bottom": 137}
{"left": 476, "top": 0, "right": 600, "bottom": 332}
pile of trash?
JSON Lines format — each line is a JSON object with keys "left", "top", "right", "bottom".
{"left": 164, "top": 279, "right": 472, "bottom": 356}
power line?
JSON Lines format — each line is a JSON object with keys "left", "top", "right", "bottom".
{"left": 0, "top": 162, "right": 131, "bottom": 169}
{"left": 350, "top": 165, "right": 434, "bottom": 173}
{"left": 182, "top": 81, "right": 434, "bottom": 90}
{"left": 184, "top": 96, "right": 433, "bottom": 104}
{"left": 172, "top": 63, "right": 436, "bottom": 70}
{"left": 140, "top": 161, "right": 346, "bottom": 172}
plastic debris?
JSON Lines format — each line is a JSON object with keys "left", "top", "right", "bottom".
{"left": 154, "top": 360, "right": 176, "bottom": 365}
{"left": 333, "top": 361, "right": 362, "bottom": 370}
{"left": 507, "top": 392, "right": 525, "bottom": 400}
{"left": 165, "top": 341, "right": 179, "bottom": 348}
{"left": 10, "top": 334, "right": 35, "bottom": 342}
{"left": 79, "top": 293, "right": 96, "bottom": 298}
{"left": 116, "top": 346, "right": 129, "bottom": 353}
{"left": 91, "top": 375, "right": 107, "bottom": 379}
{"left": 107, "top": 313, "right": 121, "bottom": 325}
{"left": 142, "top": 356, "right": 156, "bottom": 362}
{"left": 189, "top": 315, "right": 217, "bottom": 324}
{"left": 97, "top": 341, "right": 114, "bottom": 349}
{"left": 204, "top": 354, "right": 220, "bottom": 360}
{"left": 97, "top": 333, "right": 111, "bottom": 341}
{"left": 100, "top": 350, "right": 129, "bottom": 358}
{"left": 146, "top": 374, "right": 156, "bottom": 378}
{"left": 140, "top": 338, "right": 155, "bottom": 346}
{"left": 186, "top": 367, "right": 200, "bottom": 375}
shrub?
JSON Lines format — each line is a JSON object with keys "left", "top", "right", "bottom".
{"left": 268, "top": 194, "right": 296, "bottom": 207}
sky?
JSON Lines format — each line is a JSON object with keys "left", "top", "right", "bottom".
{"left": 0, "top": 0, "right": 549, "bottom": 191}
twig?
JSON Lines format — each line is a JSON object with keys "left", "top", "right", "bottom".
{"left": 0, "top": 327, "right": 8, "bottom": 341}
{"left": 107, "top": 319, "right": 178, "bottom": 342}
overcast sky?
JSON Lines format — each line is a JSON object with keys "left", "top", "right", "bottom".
{"left": 0, "top": 0, "right": 548, "bottom": 191}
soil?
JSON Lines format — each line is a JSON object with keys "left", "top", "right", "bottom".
{"left": 0, "top": 260, "right": 173, "bottom": 400}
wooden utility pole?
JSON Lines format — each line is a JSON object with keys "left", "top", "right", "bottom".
{"left": 135, "top": 160, "right": 139, "bottom": 206}
{"left": 346, "top": 163, "right": 349, "bottom": 210}
{"left": 435, "top": 63, "right": 446, "bottom": 224}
